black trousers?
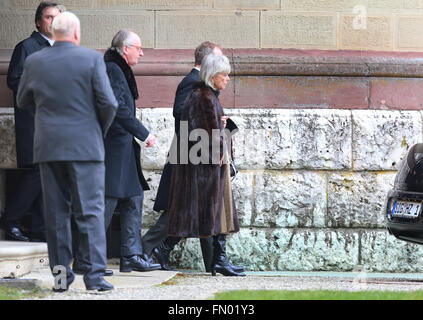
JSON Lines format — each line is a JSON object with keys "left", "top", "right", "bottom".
{"left": 39, "top": 161, "right": 107, "bottom": 286}
{"left": 142, "top": 210, "right": 214, "bottom": 270}
{"left": 104, "top": 193, "right": 144, "bottom": 257}
{"left": 2, "top": 168, "right": 44, "bottom": 234}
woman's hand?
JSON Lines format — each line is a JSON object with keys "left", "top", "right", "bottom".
{"left": 221, "top": 116, "right": 228, "bottom": 129}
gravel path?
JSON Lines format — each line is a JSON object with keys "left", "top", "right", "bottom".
{"left": 30, "top": 272, "right": 423, "bottom": 300}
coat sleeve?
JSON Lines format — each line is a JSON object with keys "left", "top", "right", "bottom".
{"left": 7, "top": 42, "right": 27, "bottom": 94}
{"left": 16, "top": 59, "right": 34, "bottom": 110}
{"left": 92, "top": 54, "right": 118, "bottom": 138}
{"left": 106, "top": 63, "right": 150, "bottom": 141}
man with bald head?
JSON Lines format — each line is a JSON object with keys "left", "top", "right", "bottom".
{"left": 102, "top": 29, "right": 161, "bottom": 273}
{"left": 17, "top": 12, "right": 118, "bottom": 292}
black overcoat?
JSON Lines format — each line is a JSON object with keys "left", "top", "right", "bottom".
{"left": 153, "top": 68, "right": 199, "bottom": 211}
{"left": 104, "top": 52, "right": 150, "bottom": 198}
{"left": 7, "top": 32, "right": 51, "bottom": 168}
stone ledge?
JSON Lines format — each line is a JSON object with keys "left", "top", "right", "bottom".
{"left": 0, "top": 241, "right": 49, "bottom": 278}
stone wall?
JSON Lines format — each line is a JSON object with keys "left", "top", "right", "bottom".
{"left": 1, "top": 0, "right": 423, "bottom": 51}
{"left": 2, "top": 0, "right": 423, "bottom": 272}
{"left": 2, "top": 47, "right": 423, "bottom": 272}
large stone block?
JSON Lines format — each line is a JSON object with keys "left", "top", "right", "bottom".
{"left": 253, "top": 171, "right": 327, "bottom": 228}
{"left": 361, "top": 230, "right": 423, "bottom": 272}
{"left": 74, "top": 10, "right": 155, "bottom": 49}
{"left": 370, "top": 78, "right": 423, "bottom": 109}
{"left": 0, "top": 110, "right": 16, "bottom": 169}
{"left": 231, "top": 172, "right": 254, "bottom": 227}
{"left": 281, "top": 0, "right": 403, "bottom": 11}
{"left": 214, "top": 0, "right": 280, "bottom": 10}
{"left": 352, "top": 110, "right": 422, "bottom": 171}
{"left": 397, "top": 15, "right": 423, "bottom": 51}
{"left": 327, "top": 172, "right": 396, "bottom": 228}
{"left": 228, "top": 109, "right": 352, "bottom": 170}
{"left": 156, "top": 11, "right": 259, "bottom": 48}
{"left": 404, "top": 0, "right": 423, "bottom": 9}
{"left": 0, "top": 13, "right": 35, "bottom": 49}
{"left": 234, "top": 76, "right": 369, "bottom": 109}
{"left": 170, "top": 228, "right": 359, "bottom": 271}
{"left": 261, "top": 12, "right": 336, "bottom": 49}
{"left": 97, "top": 0, "right": 212, "bottom": 9}
{"left": 138, "top": 108, "right": 174, "bottom": 170}
{"left": 338, "top": 15, "right": 394, "bottom": 51}
{"left": 7, "top": 0, "right": 94, "bottom": 9}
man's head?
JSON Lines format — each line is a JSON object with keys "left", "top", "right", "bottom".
{"left": 194, "top": 41, "right": 222, "bottom": 68}
{"left": 110, "top": 29, "right": 143, "bottom": 67}
{"left": 35, "top": 2, "right": 62, "bottom": 39}
{"left": 52, "top": 12, "right": 80, "bottom": 45}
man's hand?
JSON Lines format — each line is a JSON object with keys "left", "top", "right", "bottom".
{"left": 146, "top": 134, "right": 156, "bottom": 148}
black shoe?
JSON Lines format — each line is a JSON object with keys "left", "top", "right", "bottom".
{"left": 120, "top": 255, "right": 161, "bottom": 272}
{"left": 0, "top": 220, "right": 30, "bottom": 242}
{"left": 86, "top": 279, "right": 114, "bottom": 292}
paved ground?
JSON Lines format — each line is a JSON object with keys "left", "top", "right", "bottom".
{"left": 12, "top": 267, "right": 423, "bottom": 300}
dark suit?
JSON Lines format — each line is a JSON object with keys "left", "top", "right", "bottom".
{"left": 2, "top": 31, "right": 51, "bottom": 238}
{"left": 103, "top": 53, "right": 150, "bottom": 257}
{"left": 17, "top": 41, "right": 118, "bottom": 287}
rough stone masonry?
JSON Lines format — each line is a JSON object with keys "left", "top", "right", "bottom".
{"left": 2, "top": 48, "right": 423, "bottom": 272}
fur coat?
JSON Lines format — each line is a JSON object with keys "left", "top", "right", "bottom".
{"left": 166, "top": 82, "right": 239, "bottom": 238}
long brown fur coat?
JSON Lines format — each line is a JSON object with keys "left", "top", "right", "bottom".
{"left": 166, "top": 82, "right": 239, "bottom": 238}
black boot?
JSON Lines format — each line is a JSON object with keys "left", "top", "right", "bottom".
{"left": 200, "top": 237, "right": 214, "bottom": 273}
{"left": 211, "top": 234, "right": 246, "bottom": 277}
{"left": 153, "top": 237, "right": 181, "bottom": 271}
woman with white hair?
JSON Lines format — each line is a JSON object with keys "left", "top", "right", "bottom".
{"left": 167, "top": 53, "right": 245, "bottom": 277}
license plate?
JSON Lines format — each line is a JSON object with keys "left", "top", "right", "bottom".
{"left": 392, "top": 200, "right": 422, "bottom": 218}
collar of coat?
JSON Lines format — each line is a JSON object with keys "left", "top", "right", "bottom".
{"left": 193, "top": 81, "right": 220, "bottom": 98}
{"left": 104, "top": 48, "right": 139, "bottom": 100}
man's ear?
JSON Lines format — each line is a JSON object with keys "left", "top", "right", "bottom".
{"left": 74, "top": 27, "right": 80, "bottom": 44}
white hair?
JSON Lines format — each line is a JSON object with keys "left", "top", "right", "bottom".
{"left": 110, "top": 29, "right": 138, "bottom": 56}
{"left": 52, "top": 11, "right": 80, "bottom": 37}
{"left": 199, "top": 54, "right": 231, "bottom": 90}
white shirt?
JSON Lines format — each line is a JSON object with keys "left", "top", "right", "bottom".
{"left": 39, "top": 32, "right": 55, "bottom": 47}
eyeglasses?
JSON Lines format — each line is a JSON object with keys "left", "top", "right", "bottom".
{"left": 131, "top": 45, "right": 143, "bottom": 52}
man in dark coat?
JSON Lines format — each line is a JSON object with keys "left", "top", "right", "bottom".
{"left": 102, "top": 29, "right": 161, "bottom": 273}
{"left": 1, "top": 2, "right": 62, "bottom": 242}
{"left": 17, "top": 12, "right": 118, "bottom": 292}
{"left": 142, "top": 42, "right": 242, "bottom": 273}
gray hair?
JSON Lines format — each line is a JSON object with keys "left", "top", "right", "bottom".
{"left": 52, "top": 11, "right": 80, "bottom": 37}
{"left": 199, "top": 54, "right": 231, "bottom": 90}
{"left": 109, "top": 29, "right": 137, "bottom": 56}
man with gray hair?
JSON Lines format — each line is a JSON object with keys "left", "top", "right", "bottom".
{"left": 102, "top": 29, "right": 161, "bottom": 273}
{"left": 17, "top": 11, "right": 118, "bottom": 292}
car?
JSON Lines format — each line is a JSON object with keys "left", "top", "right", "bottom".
{"left": 386, "top": 143, "right": 423, "bottom": 245}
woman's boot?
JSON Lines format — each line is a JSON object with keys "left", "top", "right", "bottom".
{"left": 211, "top": 234, "right": 246, "bottom": 276}
{"left": 153, "top": 236, "right": 181, "bottom": 271}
